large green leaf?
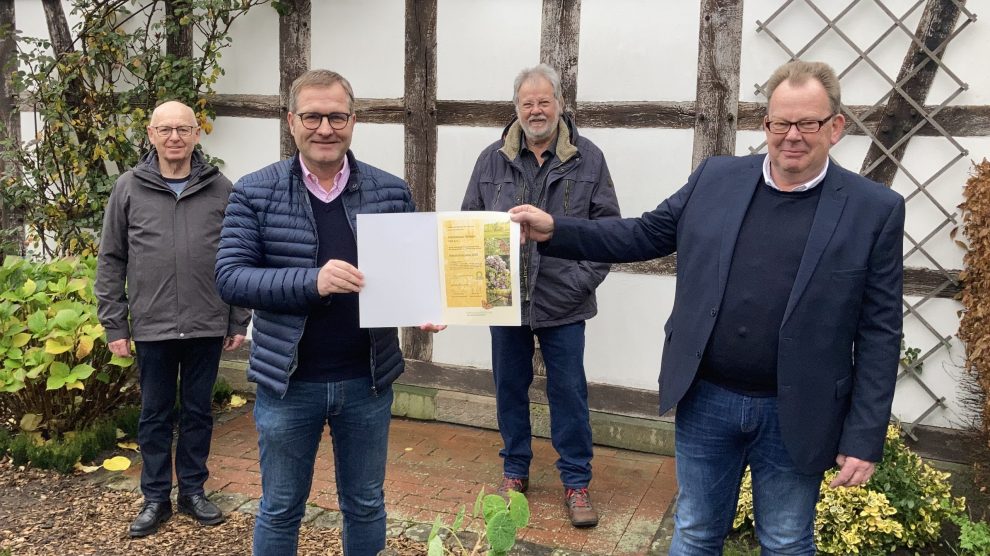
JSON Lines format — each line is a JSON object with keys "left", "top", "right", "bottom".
{"left": 481, "top": 494, "right": 507, "bottom": 523}
{"left": 485, "top": 511, "right": 517, "bottom": 553}
{"left": 27, "top": 311, "right": 47, "bottom": 334}
{"left": 69, "top": 363, "right": 96, "bottom": 381}
{"left": 47, "top": 374, "right": 68, "bottom": 390}
{"left": 428, "top": 515, "right": 442, "bottom": 543}
{"left": 507, "top": 491, "right": 530, "bottom": 528}
{"left": 109, "top": 354, "right": 134, "bottom": 367}
{"left": 52, "top": 308, "right": 81, "bottom": 330}
{"left": 10, "top": 332, "right": 31, "bottom": 348}
{"left": 19, "top": 279, "right": 37, "bottom": 297}
{"left": 427, "top": 535, "right": 444, "bottom": 556}
{"left": 45, "top": 338, "right": 73, "bottom": 355}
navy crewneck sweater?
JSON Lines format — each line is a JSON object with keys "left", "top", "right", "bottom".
{"left": 698, "top": 180, "right": 824, "bottom": 396}
{"left": 292, "top": 192, "right": 370, "bottom": 383}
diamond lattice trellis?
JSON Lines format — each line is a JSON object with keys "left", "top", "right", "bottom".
{"left": 750, "top": 0, "right": 977, "bottom": 438}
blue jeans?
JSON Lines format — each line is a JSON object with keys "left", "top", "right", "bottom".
{"left": 135, "top": 337, "right": 223, "bottom": 502}
{"left": 253, "top": 376, "right": 392, "bottom": 556}
{"left": 490, "top": 322, "right": 593, "bottom": 489}
{"left": 669, "top": 380, "right": 822, "bottom": 555}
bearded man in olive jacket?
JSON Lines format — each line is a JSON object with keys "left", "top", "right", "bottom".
{"left": 95, "top": 100, "right": 250, "bottom": 538}
{"left": 462, "top": 64, "right": 620, "bottom": 528}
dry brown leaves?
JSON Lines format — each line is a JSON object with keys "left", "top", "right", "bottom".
{"left": 958, "top": 158, "right": 990, "bottom": 492}
{"left": 0, "top": 461, "right": 427, "bottom": 555}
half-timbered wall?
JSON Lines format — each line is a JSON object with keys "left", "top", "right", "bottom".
{"left": 7, "top": 0, "right": 989, "bottom": 432}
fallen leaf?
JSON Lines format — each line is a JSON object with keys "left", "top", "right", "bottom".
{"left": 115, "top": 428, "right": 126, "bottom": 439}
{"left": 229, "top": 394, "right": 246, "bottom": 408}
{"left": 20, "top": 413, "right": 42, "bottom": 432}
{"left": 74, "top": 462, "right": 100, "bottom": 473}
{"left": 116, "top": 441, "right": 139, "bottom": 451}
{"left": 102, "top": 456, "right": 131, "bottom": 471}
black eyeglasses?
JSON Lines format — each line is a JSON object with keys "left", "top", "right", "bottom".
{"left": 296, "top": 112, "right": 352, "bottom": 131}
{"left": 764, "top": 114, "right": 836, "bottom": 134}
{"left": 151, "top": 125, "right": 197, "bottom": 138}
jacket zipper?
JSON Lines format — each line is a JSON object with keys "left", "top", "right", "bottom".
{"left": 339, "top": 180, "right": 379, "bottom": 396}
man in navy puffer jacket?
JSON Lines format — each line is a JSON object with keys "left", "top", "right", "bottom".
{"left": 216, "top": 69, "right": 441, "bottom": 556}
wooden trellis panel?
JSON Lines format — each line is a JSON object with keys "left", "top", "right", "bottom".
{"left": 752, "top": 0, "right": 976, "bottom": 437}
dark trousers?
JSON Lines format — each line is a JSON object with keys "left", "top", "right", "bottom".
{"left": 490, "top": 321, "right": 593, "bottom": 488}
{"left": 135, "top": 337, "right": 223, "bottom": 502}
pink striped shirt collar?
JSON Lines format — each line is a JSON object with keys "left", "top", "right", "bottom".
{"left": 299, "top": 155, "right": 350, "bottom": 203}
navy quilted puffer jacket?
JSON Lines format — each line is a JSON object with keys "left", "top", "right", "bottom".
{"left": 216, "top": 153, "right": 414, "bottom": 397}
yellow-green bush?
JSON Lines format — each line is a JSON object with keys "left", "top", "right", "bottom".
{"left": 0, "top": 256, "right": 134, "bottom": 439}
{"left": 734, "top": 425, "right": 965, "bottom": 554}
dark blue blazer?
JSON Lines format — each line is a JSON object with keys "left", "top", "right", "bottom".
{"left": 543, "top": 154, "right": 905, "bottom": 473}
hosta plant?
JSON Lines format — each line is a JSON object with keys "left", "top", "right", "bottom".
{"left": 734, "top": 425, "right": 965, "bottom": 554}
{"left": 0, "top": 256, "right": 134, "bottom": 439}
{"left": 428, "top": 489, "right": 530, "bottom": 556}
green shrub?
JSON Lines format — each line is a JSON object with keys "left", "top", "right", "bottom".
{"left": 0, "top": 0, "right": 266, "bottom": 258}
{"left": 0, "top": 256, "right": 135, "bottom": 438}
{"left": 113, "top": 405, "right": 141, "bottom": 440}
{"left": 734, "top": 425, "right": 966, "bottom": 554}
{"left": 5, "top": 418, "right": 120, "bottom": 473}
{"left": 0, "top": 427, "right": 10, "bottom": 457}
{"left": 72, "top": 420, "right": 115, "bottom": 463}
{"left": 8, "top": 433, "right": 32, "bottom": 466}
{"left": 212, "top": 376, "right": 234, "bottom": 406}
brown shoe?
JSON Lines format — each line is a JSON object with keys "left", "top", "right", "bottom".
{"left": 497, "top": 476, "right": 529, "bottom": 496}
{"left": 564, "top": 488, "right": 598, "bottom": 528}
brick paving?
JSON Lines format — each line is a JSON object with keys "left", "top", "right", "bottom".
{"left": 129, "top": 404, "right": 678, "bottom": 555}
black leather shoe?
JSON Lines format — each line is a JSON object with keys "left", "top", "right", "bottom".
{"left": 129, "top": 501, "right": 172, "bottom": 537}
{"left": 177, "top": 494, "right": 224, "bottom": 526}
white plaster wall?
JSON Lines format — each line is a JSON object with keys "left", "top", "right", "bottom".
{"left": 211, "top": 3, "right": 279, "bottom": 95}
{"left": 436, "top": 0, "right": 541, "bottom": 100}
{"left": 578, "top": 0, "right": 699, "bottom": 102}
{"left": 198, "top": 117, "right": 280, "bottom": 183}
{"left": 311, "top": 0, "right": 405, "bottom": 99}
{"left": 10, "top": 0, "right": 990, "bottom": 429}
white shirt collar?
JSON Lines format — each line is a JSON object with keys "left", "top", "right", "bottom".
{"left": 762, "top": 154, "right": 829, "bottom": 192}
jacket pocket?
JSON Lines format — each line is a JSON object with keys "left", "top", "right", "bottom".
{"left": 835, "top": 375, "right": 853, "bottom": 399}
{"left": 831, "top": 268, "right": 866, "bottom": 280}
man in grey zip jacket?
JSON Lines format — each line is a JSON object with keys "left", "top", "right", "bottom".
{"left": 95, "top": 101, "right": 250, "bottom": 538}
{"left": 461, "top": 64, "right": 620, "bottom": 528}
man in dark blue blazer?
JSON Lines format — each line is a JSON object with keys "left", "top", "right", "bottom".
{"left": 509, "top": 61, "right": 905, "bottom": 555}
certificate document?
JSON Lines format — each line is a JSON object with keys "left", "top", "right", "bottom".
{"left": 357, "top": 211, "right": 521, "bottom": 327}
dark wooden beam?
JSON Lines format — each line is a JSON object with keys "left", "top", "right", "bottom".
{"left": 203, "top": 95, "right": 990, "bottom": 137}
{"left": 0, "top": 0, "right": 21, "bottom": 257}
{"left": 41, "top": 0, "right": 74, "bottom": 57}
{"left": 860, "top": 0, "right": 965, "bottom": 185}
{"left": 165, "top": 0, "right": 194, "bottom": 58}
{"left": 278, "top": 0, "right": 310, "bottom": 160}
{"left": 540, "top": 0, "right": 581, "bottom": 113}
{"left": 692, "top": 0, "right": 744, "bottom": 166}
{"left": 402, "top": 0, "right": 438, "bottom": 362}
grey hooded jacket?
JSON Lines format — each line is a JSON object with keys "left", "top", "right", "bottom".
{"left": 461, "top": 114, "right": 621, "bottom": 328}
{"left": 96, "top": 149, "right": 250, "bottom": 342}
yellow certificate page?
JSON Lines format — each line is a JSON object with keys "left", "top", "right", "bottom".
{"left": 437, "top": 212, "right": 521, "bottom": 325}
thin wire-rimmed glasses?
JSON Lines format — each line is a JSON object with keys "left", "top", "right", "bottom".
{"left": 764, "top": 114, "right": 836, "bottom": 134}
{"left": 296, "top": 112, "right": 353, "bottom": 131}
{"left": 151, "top": 125, "right": 198, "bottom": 138}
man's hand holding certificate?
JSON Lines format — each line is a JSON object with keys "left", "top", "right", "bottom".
{"left": 357, "top": 211, "right": 521, "bottom": 328}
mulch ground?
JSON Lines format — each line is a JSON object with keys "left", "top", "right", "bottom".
{"left": 0, "top": 460, "right": 427, "bottom": 556}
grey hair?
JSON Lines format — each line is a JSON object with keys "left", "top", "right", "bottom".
{"left": 288, "top": 69, "right": 355, "bottom": 113}
{"left": 766, "top": 60, "right": 842, "bottom": 114}
{"left": 512, "top": 63, "right": 564, "bottom": 106}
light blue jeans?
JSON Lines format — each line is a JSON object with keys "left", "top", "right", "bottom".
{"left": 252, "top": 377, "right": 393, "bottom": 556}
{"left": 669, "top": 380, "right": 823, "bottom": 555}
